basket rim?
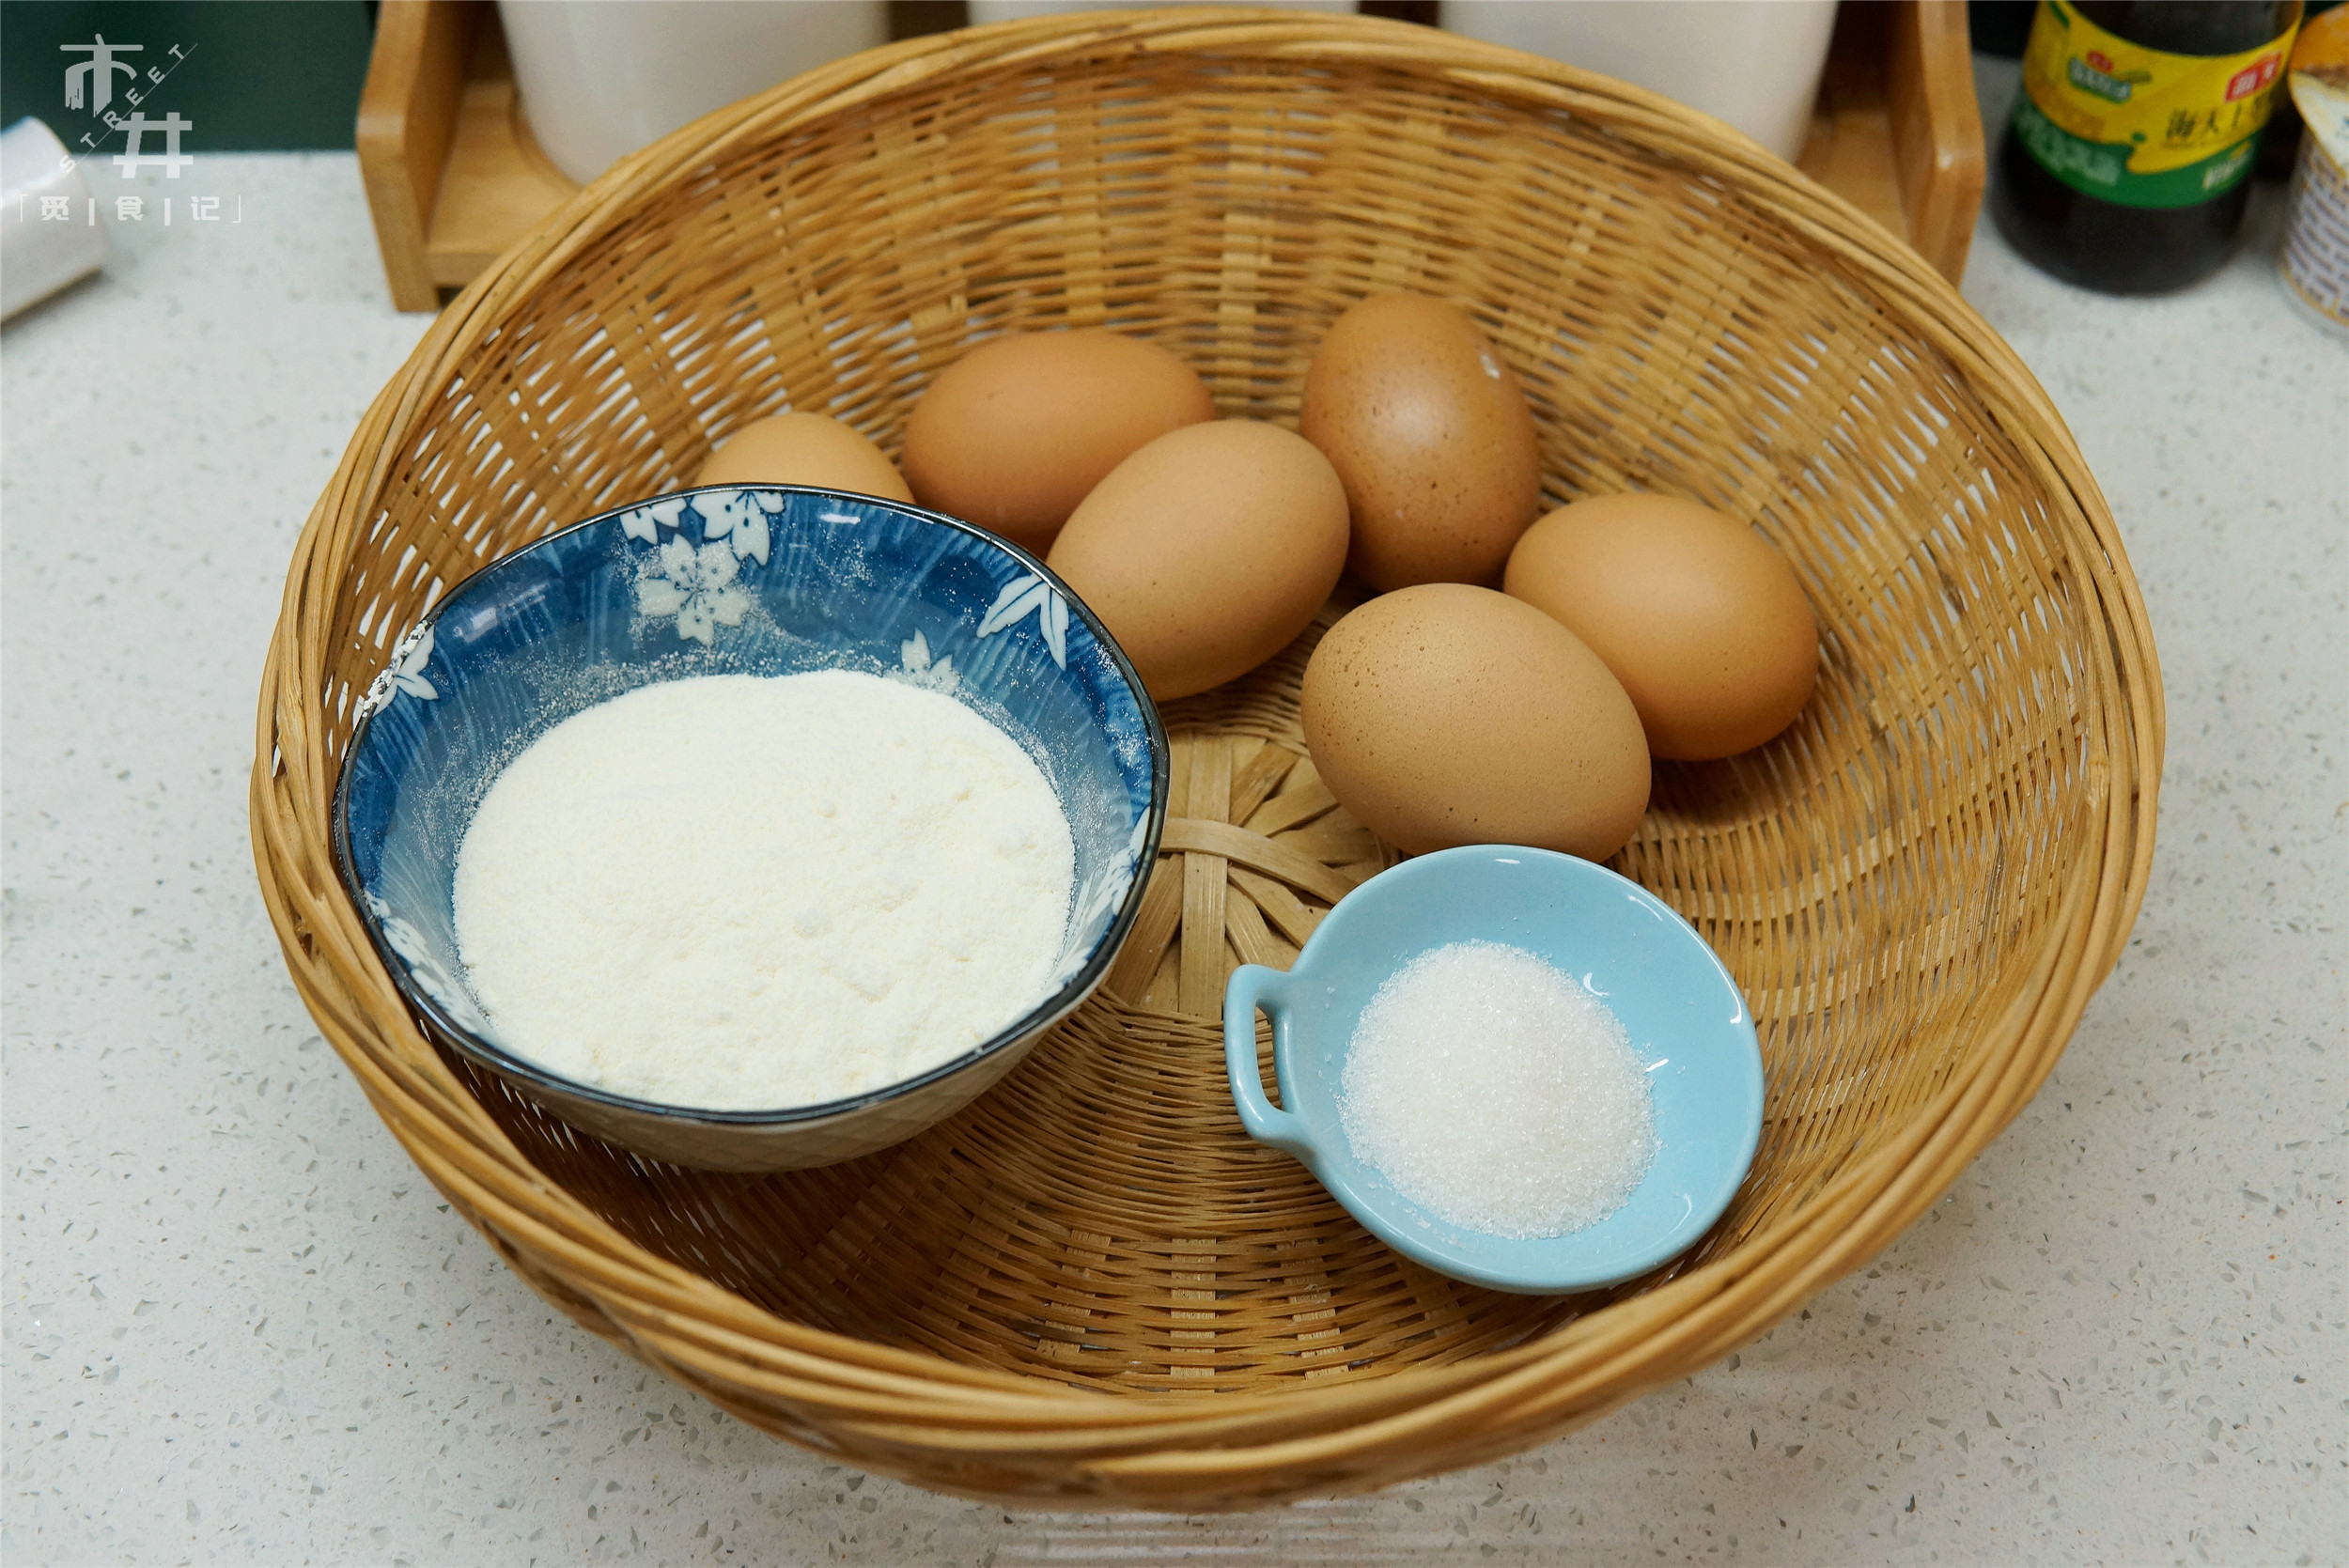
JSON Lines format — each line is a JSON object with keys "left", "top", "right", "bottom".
{"left": 254, "top": 5, "right": 2165, "bottom": 1499}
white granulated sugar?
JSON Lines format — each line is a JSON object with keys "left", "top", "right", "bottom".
{"left": 452, "top": 671, "right": 1074, "bottom": 1111}
{"left": 1338, "top": 940, "right": 1658, "bottom": 1239}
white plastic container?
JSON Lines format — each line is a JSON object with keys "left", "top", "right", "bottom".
{"left": 1438, "top": 1, "right": 1837, "bottom": 164}
{"left": 499, "top": 1, "right": 889, "bottom": 186}
{"left": 2280, "top": 49, "right": 2349, "bottom": 337}
{"left": 1, "top": 118, "right": 109, "bottom": 320}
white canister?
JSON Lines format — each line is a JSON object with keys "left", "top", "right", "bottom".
{"left": 1, "top": 117, "right": 109, "bottom": 320}
{"left": 499, "top": 1, "right": 891, "bottom": 186}
{"left": 1438, "top": 1, "right": 1837, "bottom": 165}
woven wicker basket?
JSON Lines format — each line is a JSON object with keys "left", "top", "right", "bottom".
{"left": 254, "top": 8, "right": 2159, "bottom": 1509}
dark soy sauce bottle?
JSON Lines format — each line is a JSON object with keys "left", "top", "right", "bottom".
{"left": 1991, "top": 1, "right": 2304, "bottom": 293}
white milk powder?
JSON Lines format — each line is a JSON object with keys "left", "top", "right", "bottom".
{"left": 452, "top": 671, "right": 1075, "bottom": 1110}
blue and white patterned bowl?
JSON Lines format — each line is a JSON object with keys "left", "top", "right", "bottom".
{"left": 334, "top": 484, "right": 1168, "bottom": 1172}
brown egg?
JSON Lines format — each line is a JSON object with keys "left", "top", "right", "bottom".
{"left": 1503, "top": 493, "right": 1819, "bottom": 761}
{"left": 1299, "top": 293, "right": 1545, "bottom": 592}
{"left": 1047, "top": 421, "right": 1348, "bottom": 702}
{"left": 901, "top": 330, "right": 1216, "bottom": 554}
{"left": 1300, "top": 584, "right": 1650, "bottom": 860}
{"left": 693, "top": 412, "right": 913, "bottom": 503}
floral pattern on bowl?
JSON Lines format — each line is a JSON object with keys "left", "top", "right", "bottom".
{"left": 334, "top": 484, "right": 1168, "bottom": 1172}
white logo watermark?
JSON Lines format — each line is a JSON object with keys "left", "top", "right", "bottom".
{"left": 30, "top": 192, "right": 239, "bottom": 225}
{"left": 113, "top": 112, "right": 195, "bottom": 179}
{"left": 55, "top": 32, "right": 200, "bottom": 179}
{"left": 17, "top": 31, "right": 241, "bottom": 231}
{"left": 61, "top": 35, "right": 140, "bottom": 114}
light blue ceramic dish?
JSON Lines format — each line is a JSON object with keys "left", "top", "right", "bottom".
{"left": 1223, "top": 845, "right": 1764, "bottom": 1295}
{"left": 334, "top": 484, "right": 1167, "bottom": 1172}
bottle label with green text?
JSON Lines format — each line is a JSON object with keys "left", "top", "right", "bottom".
{"left": 2014, "top": 0, "right": 2299, "bottom": 208}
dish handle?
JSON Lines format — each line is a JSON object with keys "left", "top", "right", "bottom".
{"left": 1223, "top": 964, "right": 1314, "bottom": 1159}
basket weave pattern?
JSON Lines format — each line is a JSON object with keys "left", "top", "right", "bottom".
{"left": 254, "top": 10, "right": 2159, "bottom": 1507}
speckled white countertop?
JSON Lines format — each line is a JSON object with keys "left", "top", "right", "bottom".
{"left": 6, "top": 74, "right": 2344, "bottom": 1564}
